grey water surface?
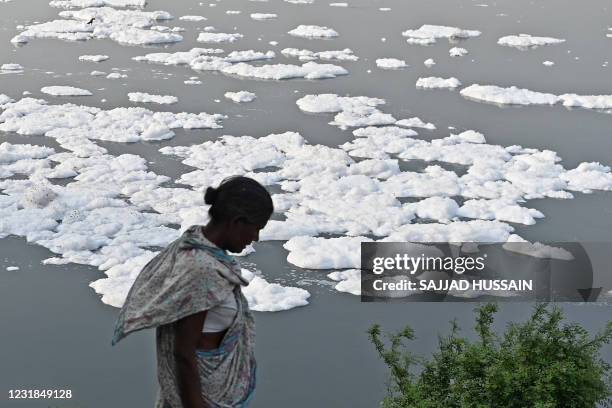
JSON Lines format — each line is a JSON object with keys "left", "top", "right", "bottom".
{"left": 1, "top": 0, "right": 611, "bottom": 407}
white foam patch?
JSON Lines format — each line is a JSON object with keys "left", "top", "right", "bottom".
{"left": 284, "top": 236, "right": 373, "bottom": 269}
{"left": 416, "top": 77, "right": 462, "bottom": 89}
{"left": 197, "top": 32, "right": 243, "bottom": 43}
{"left": 402, "top": 24, "right": 481, "bottom": 44}
{"left": 50, "top": 0, "right": 147, "bottom": 8}
{"left": 128, "top": 92, "right": 178, "bottom": 104}
{"left": 13, "top": 7, "right": 180, "bottom": 46}
{"left": 461, "top": 84, "right": 612, "bottom": 110}
{"left": 179, "top": 15, "right": 207, "bottom": 21}
{"left": 503, "top": 235, "right": 574, "bottom": 260}
{"left": 1, "top": 63, "right": 24, "bottom": 72}
{"left": 498, "top": 34, "right": 565, "bottom": 49}
{"left": 561, "top": 162, "right": 612, "bottom": 193}
{"left": 296, "top": 94, "right": 393, "bottom": 129}
{"left": 250, "top": 13, "right": 277, "bottom": 20}
{"left": 106, "top": 72, "right": 127, "bottom": 79}
{"left": 376, "top": 58, "right": 407, "bottom": 69}
{"left": 449, "top": 47, "right": 468, "bottom": 57}
{"left": 41, "top": 86, "right": 93, "bottom": 96}
{"left": 327, "top": 269, "right": 360, "bottom": 295}
{"left": 221, "top": 62, "right": 348, "bottom": 80}
{"left": 0, "top": 94, "right": 15, "bottom": 107}
{"left": 240, "top": 269, "right": 310, "bottom": 311}
{"left": 132, "top": 48, "right": 225, "bottom": 65}
{"left": 133, "top": 48, "right": 344, "bottom": 81}
{"left": 396, "top": 117, "right": 436, "bottom": 130}
{"left": 78, "top": 54, "right": 109, "bottom": 62}
{"left": 281, "top": 48, "right": 358, "bottom": 62}
{"left": 0, "top": 98, "right": 225, "bottom": 151}
{"left": 224, "top": 91, "right": 256, "bottom": 103}
{"left": 288, "top": 25, "right": 339, "bottom": 38}
{"left": 460, "top": 84, "right": 560, "bottom": 105}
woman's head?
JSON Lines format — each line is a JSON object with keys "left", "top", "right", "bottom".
{"left": 204, "top": 176, "right": 273, "bottom": 252}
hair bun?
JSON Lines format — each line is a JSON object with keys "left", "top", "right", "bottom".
{"left": 204, "top": 186, "right": 218, "bottom": 205}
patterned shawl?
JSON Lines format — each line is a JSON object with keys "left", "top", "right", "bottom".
{"left": 112, "top": 225, "right": 256, "bottom": 408}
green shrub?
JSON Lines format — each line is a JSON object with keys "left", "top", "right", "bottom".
{"left": 368, "top": 303, "right": 612, "bottom": 408}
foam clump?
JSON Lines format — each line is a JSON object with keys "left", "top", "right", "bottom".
{"left": 13, "top": 6, "right": 181, "bottom": 46}
{"left": 281, "top": 48, "right": 358, "bottom": 62}
{"left": 133, "top": 48, "right": 347, "bottom": 81}
{"left": 296, "top": 93, "right": 393, "bottom": 129}
{"left": 460, "top": 84, "right": 560, "bottom": 105}
{"left": 41, "top": 86, "right": 93, "bottom": 96}
{"left": 0, "top": 98, "right": 225, "bottom": 150}
{"left": 78, "top": 54, "right": 109, "bottom": 62}
{"left": 128, "top": 92, "right": 178, "bottom": 104}
{"left": 376, "top": 58, "right": 407, "bottom": 69}
{"left": 250, "top": 13, "right": 277, "bottom": 20}
{"left": 327, "top": 269, "right": 360, "bottom": 295}
{"left": 461, "top": 84, "right": 612, "bottom": 110}
{"left": 240, "top": 269, "right": 310, "bottom": 311}
{"left": 498, "top": 34, "right": 565, "bottom": 49}
{"left": 0, "top": 94, "right": 15, "bottom": 106}
{"left": 224, "top": 91, "right": 256, "bottom": 103}
{"left": 49, "top": 0, "right": 146, "bottom": 8}
{"left": 197, "top": 32, "right": 243, "bottom": 43}
{"left": 416, "top": 77, "right": 462, "bottom": 89}
{"left": 402, "top": 24, "right": 481, "bottom": 44}
{"left": 284, "top": 236, "right": 373, "bottom": 269}
{"left": 1, "top": 63, "right": 24, "bottom": 72}
{"left": 179, "top": 15, "right": 207, "bottom": 21}
{"left": 288, "top": 25, "right": 339, "bottom": 38}
{"left": 449, "top": 47, "right": 468, "bottom": 57}
{"left": 221, "top": 62, "right": 348, "bottom": 80}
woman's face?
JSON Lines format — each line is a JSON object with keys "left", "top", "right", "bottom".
{"left": 225, "top": 217, "right": 266, "bottom": 253}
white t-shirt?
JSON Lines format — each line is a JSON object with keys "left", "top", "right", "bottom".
{"left": 202, "top": 292, "right": 237, "bottom": 333}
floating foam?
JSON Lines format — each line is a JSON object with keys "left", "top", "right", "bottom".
{"left": 376, "top": 58, "right": 407, "bottom": 69}
{"left": 449, "top": 47, "right": 468, "bottom": 57}
{"left": 396, "top": 117, "right": 436, "bottom": 130}
{"left": 1, "top": 63, "right": 24, "bottom": 71}
{"left": 78, "top": 54, "right": 109, "bottom": 62}
{"left": 50, "top": 0, "right": 146, "bottom": 8}
{"left": 128, "top": 92, "right": 178, "bottom": 104}
{"left": 221, "top": 62, "right": 348, "bottom": 80}
{"left": 498, "top": 34, "right": 565, "bottom": 49}
{"left": 327, "top": 269, "right": 360, "bottom": 295}
{"left": 41, "top": 86, "right": 93, "bottom": 96}
{"left": 250, "top": 13, "right": 277, "bottom": 20}
{"left": 416, "top": 77, "right": 462, "bottom": 89}
{"left": 0, "top": 98, "right": 224, "bottom": 151}
{"left": 460, "top": 84, "right": 560, "bottom": 105}
{"left": 179, "top": 15, "right": 207, "bottom": 21}
{"left": 281, "top": 48, "right": 358, "bottom": 62}
{"left": 240, "top": 269, "right": 310, "bottom": 311}
{"left": 197, "top": 32, "right": 243, "bottom": 43}
{"left": 402, "top": 24, "right": 481, "bottom": 44}
{"left": 224, "top": 91, "right": 256, "bottom": 103}
{"left": 284, "top": 236, "right": 373, "bottom": 269}
{"left": 13, "top": 7, "right": 180, "bottom": 46}
{"left": 461, "top": 84, "right": 612, "bottom": 110}
{"left": 288, "top": 25, "right": 339, "bottom": 38}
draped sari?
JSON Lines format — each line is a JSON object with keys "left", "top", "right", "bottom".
{"left": 112, "top": 225, "right": 256, "bottom": 408}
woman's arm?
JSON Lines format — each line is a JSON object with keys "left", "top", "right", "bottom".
{"left": 174, "top": 311, "right": 209, "bottom": 408}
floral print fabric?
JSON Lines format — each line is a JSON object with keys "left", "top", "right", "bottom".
{"left": 112, "top": 225, "right": 256, "bottom": 408}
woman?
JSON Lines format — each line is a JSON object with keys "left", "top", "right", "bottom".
{"left": 111, "top": 176, "right": 274, "bottom": 408}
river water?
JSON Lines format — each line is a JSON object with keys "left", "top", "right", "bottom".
{"left": 1, "top": 0, "right": 611, "bottom": 406}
